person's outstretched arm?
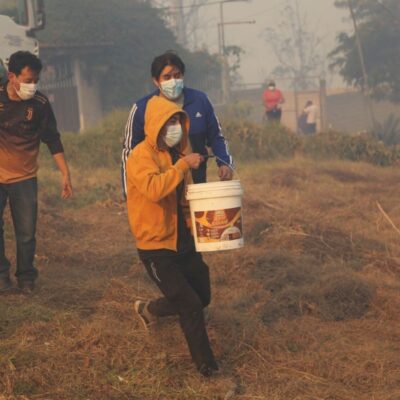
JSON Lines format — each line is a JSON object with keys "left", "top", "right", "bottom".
{"left": 204, "top": 96, "right": 234, "bottom": 181}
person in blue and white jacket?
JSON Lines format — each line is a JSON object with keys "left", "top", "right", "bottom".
{"left": 121, "top": 51, "right": 233, "bottom": 196}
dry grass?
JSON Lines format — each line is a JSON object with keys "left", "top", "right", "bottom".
{"left": 1, "top": 158, "right": 400, "bottom": 399}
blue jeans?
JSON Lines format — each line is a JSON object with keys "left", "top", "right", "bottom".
{"left": 0, "top": 177, "right": 38, "bottom": 282}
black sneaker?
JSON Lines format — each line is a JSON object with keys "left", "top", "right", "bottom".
{"left": 18, "top": 280, "right": 35, "bottom": 293}
{"left": 134, "top": 300, "right": 155, "bottom": 331}
{"left": 0, "top": 277, "right": 12, "bottom": 292}
{"left": 198, "top": 362, "right": 219, "bottom": 378}
{"left": 203, "top": 306, "right": 210, "bottom": 324}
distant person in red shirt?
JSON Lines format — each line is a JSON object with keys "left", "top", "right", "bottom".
{"left": 263, "top": 80, "right": 285, "bottom": 122}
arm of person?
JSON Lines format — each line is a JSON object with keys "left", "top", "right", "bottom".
{"left": 204, "top": 96, "right": 234, "bottom": 181}
{"left": 52, "top": 153, "right": 73, "bottom": 199}
{"left": 127, "top": 151, "right": 190, "bottom": 202}
{"left": 121, "top": 102, "right": 145, "bottom": 197}
{"left": 39, "top": 100, "right": 73, "bottom": 199}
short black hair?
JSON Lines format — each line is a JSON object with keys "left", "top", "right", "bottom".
{"left": 8, "top": 51, "right": 42, "bottom": 76}
{"left": 151, "top": 51, "right": 185, "bottom": 79}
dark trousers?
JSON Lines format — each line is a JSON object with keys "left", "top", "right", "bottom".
{"left": 266, "top": 108, "right": 282, "bottom": 122}
{"left": 140, "top": 250, "right": 217, "bottom": 372}
{"left": 305, "top": 123, "right": 317, "bottom": 134}
{"left": 0, "top": 177, "right": 38, "bottom": 282}
{"left": 191, "top": 163, "right": 207, "bottom": 184}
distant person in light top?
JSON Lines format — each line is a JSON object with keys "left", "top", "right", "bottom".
{"left": 263, "top": 80, "right": 285, "bottom": 122}
{"left": 303, "top": 100, "right": 318, "bottom": 134}
{"left": 126, "top": 95, "right": 219, "bottom": 377}
{"left": 0, "top": 51, "right": 73, "bottom": 293}
{"left": 121, "top": 51, "right": 233, "bottom": 197}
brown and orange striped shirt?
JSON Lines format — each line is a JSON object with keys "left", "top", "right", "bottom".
{"left": 0, "top": 82, "right": 64, "bottom": 184}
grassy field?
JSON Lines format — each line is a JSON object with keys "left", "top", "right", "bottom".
{"left": 1, "top": 154, "right": 400, "bottom": 399}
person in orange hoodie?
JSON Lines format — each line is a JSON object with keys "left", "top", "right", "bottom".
{"left": 126, "top": 96, "right": 218, "bottom": 377}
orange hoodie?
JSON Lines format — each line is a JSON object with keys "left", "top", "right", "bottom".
{"left": 126, "top": 96, "right": 193, "bottom": 251}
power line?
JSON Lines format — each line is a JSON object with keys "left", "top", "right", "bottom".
{"left": 157, "top": 0, "right": 245, "bottom": 10}
{"left": 240, "top": 1, "right": 282, "bottom": 19}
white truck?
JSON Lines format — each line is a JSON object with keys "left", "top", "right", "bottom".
{"left": 0, "top": 0, "right": 45, "bottom": 81}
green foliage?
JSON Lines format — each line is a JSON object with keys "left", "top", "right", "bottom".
{"left": 62, "top": 109, "right": 127, "bottom": 169}
{"left": 372, "top": 113, "right": 400, "bottom": 146}
{"left": 41, "top": 109, "right": 127, "bottom": 173}
{"left": 223, "top": 118, "right": 400, "bottom": 166}
{"left": 222, "top": 119, "right": 302, "bottom": 161}
{"left": 45, "top": 109, "right": 400, "bottom": 176}
{"left": 35, "top": 0, "right": 220, "bottom": 110}
{"left": 223, "top": 100, "right": 254, "bottom": 120}
{"left": 331, "top": 0, "right": 400, "bottom": 102}
{"left": 303, "top": 131, "right": 398, "bottom": 166}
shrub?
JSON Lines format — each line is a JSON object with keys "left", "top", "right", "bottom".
{"left": 372, "top": 113, "right": 400, "bottom": 146}
{"left": 222, "top": 118, "right": 301, "bottom": 161}
{"left": 46, "top": 108, "right": 400, "bottom": 170}
{"left": 303, "top": 131, "right": 396, "bottom": 166}
{"left": 42, "top": 109, "right": 128, "bottom": 170}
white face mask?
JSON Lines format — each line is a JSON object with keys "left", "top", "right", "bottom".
{"left": 268, "top": 85, "right": 276, "bottom": 91}
{"left": 16, "top": 82, "right": 37, "bottom": 100}
{"left": 164, "top": 124, "right": 183, "bottom": 148}
{"left": 160, "top": 78, "right": 184, "bottom": 100}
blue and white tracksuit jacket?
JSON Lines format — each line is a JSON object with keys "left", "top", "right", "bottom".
{"left": 121, "top": 87, "right": 233, "bottom": 195}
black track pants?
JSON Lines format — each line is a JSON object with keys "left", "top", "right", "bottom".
{"left": 140, "top": 251, "right": 217, "bottom": 372}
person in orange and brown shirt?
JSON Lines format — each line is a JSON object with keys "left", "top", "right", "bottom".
{"left": 126, "top": 95, "right": 219, "bottom": 377}
{"left": 0, "top": 51, "right": 73, "bottom": 293}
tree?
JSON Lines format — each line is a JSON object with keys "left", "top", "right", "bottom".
{"left": 1, "top": 0, "right": 221, "bottom": 110}
{"left": 264, "top": 0, "right": 324, "bottom": 90}
{"left": 224, "top": 45, "right": 244, "bottom": 86}
{"left": 330, "top": 0, "right": 400, "bottom": 102}
{"left": 149, "top": 0, "right": 209, "bottom": 51}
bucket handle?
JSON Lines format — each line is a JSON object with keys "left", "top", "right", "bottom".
{"left": 205, "top": 154, "right": 239, "bottom": 180}
{"left": 180, "top": 152, "right": 239, "bottom": 180}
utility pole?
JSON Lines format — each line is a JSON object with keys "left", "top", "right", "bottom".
{"left": 293, "top": 0, "right": 306, "bottom": 84}
{"left": 174, "top": 0, "right": 187, "bottom": 47}
{"left": 219, "top": 1, "right": 228, "bottom": 103}
{"left": 217, "top": 0, "right": 251, "bottom": 104}
{"left": 347, "top": 0, "right": 376, "bottom": 127}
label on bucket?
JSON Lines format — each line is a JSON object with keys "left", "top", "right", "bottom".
{"left": 194, "top": 207, "right": 243, "bottom": 243}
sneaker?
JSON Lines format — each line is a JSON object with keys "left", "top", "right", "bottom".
{"left": 18, "top": 280, "right": 35, "bottom": 293}
{"left": 198, "top": 361, "right": 219, "bottom": 378}
{"left": 0, "top": 277, "right": 12, "bottom": 292}
{"left": 134, "top": 300, "right": 155, "bottom": 331}
{"left": 203, "top": 306, "right": 210, "bottom": 324}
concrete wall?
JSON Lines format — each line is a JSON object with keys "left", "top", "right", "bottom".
{"left": 326, "top": 91, "right": 400, "bottom": 133}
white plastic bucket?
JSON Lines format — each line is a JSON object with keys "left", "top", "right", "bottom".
{"left": 186, "top": 180, "right": 244, "bottom": 252}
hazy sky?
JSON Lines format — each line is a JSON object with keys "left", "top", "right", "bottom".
{"left": 195, "top": 0, "right": 351, "bottom": 87}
